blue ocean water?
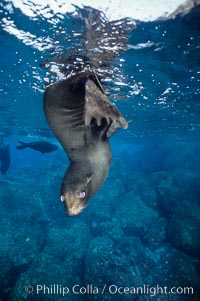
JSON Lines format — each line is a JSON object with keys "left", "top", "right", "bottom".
{"left": 0, "top": 1, "right": 200, "bottom": 301}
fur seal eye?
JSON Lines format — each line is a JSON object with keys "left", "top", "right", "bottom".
{"left": 60, "top": 195, "right": 65, "bottom": 202}
{"left": 79, "top": 191, "right": 86, "bottom": 199}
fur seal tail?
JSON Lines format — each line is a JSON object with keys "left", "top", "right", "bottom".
{"left": 16, "top": 141, "right": 28, "bottom": 150}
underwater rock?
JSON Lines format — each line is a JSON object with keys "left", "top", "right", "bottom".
{"left": 99, "top": 177, "right": 126, "bottom": 207}
{"left": 96, "top": 176, "right": 125, "bottom": 209}
{"left": 137, "top": 171, "right": 167, "bottom": 210}
{"left": 138, "top": 177, "right": 159, "bottom": 210}
{"left": 117, "top": 236, "right": 155, "bottom": 283}
{"left": 81, "top": 196, "right": 112, "bottom": 224}
{"left": 97, "top": 219, "right": 125, "bottom": 242}
{"left": 158, "top": 175, "right": 180, "bottom": 215}
{"left": 10, "top": 224, "right": 43, "bottom": 266}
{"left": 149, "top": 248, "right": 200, "bottom": 300}
{"left": 0, "top": 218, "right": 43, "bottom": 268}
{"left": 167, "top": 202, "right": 200, "bottom": 257}
{"left": 1, "top": 167, "right": 63, "bottom": 225}
{"left": 125, "top": 171, "right": 145, "bottom": 193}
{"left": 143, "top": 217, "right": 167, "bottom": 250}
{"left": 158, "top": 169, "right": 199, "bottom": 215}
{"left": 43, "top": 219, "right": 90, "bottom": 264}
{"left": 0, "top": 218, "right": 43, "bottom": 300}
{"left": 172, "top": 169, "right": 199, "bottom": 203}
{"left": 0, "top": 224, "right": 14, "bottom": 285}
{"left": 112, "top": 192, "right": 159, "bottom": 237}
{"left": 84, "top": 236, "right": 114, "bottom": 292}
{"left": 10, "top": 253, "right": 84, "bottom": 301}
{"left": 84, "top": 236, "right": 143, "bottom": 301}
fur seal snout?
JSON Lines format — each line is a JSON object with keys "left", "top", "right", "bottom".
{"left": 44, "top": 72, "right": 127, "bottom": 216}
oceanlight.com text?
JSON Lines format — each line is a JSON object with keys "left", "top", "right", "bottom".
{"left": 24, "top": 284, "right": 194, "bottom": 297}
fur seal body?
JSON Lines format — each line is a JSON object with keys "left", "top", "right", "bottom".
{"left": 44, "top": 72, "right": 127, "bottom": 216}
{"left": 16, "top": 141, "right": 58, "bottom": 154}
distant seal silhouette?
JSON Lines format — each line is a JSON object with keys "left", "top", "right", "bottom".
{"left": 16, "top": 141, "right": 58, "bottom": 154}
{"left": 44, "top": 71, "right": 128, "bottom": 216}
{"left": 0, "top": 144, "right": 10, "bottom": 174}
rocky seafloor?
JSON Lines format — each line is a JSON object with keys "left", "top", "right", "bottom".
{"left": 0, "top": 141, "right": 200, "bottom": 301}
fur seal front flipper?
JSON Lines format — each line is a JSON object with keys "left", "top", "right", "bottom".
{"left": 44, "top": 71, "right": 128, "bottom": 216}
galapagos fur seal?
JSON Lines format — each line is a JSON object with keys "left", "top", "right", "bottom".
{"left": 0, "top": 144, "right": 10, "bottom": 174}
{"left": 44, "top": 71, "right": 128, "bottom": 216}
{"left": 16, "top": 141, "right": 58, "bottom": 154}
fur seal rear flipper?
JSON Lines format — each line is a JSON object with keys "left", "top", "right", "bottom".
{"left": 44, "top": 71, "right": 128, "bottom": 216}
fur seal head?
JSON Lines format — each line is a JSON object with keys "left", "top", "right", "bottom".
{"left": 60, "top": 174, "right": 92, "bottom": 216}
